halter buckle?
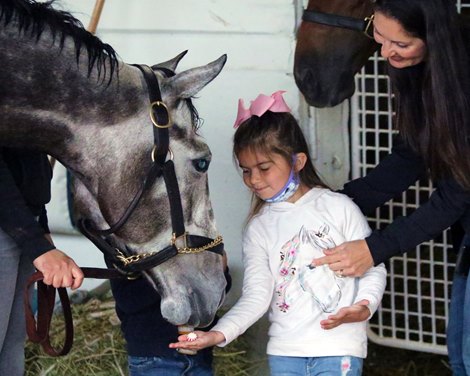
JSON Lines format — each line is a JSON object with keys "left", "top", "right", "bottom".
{"left": 150, "top": 101, "right": 172, "bottom": 128}
{"left": 172, "top": 232, "right": 189, "bottom": 251}
{"left": 363, "top": 14, "right": 375, "bottom": 39}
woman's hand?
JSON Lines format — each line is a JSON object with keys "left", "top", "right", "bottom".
{"left": 312, "top": 239, "right": 374, "bottom": 277}
{"left": 169, "top": 330, "right": 225, "bottom": 351}
{"left": 320, "top": 300, "right": 371, "bottom": 330}
{"left": 33, "top": 249, "right": 84, "bottom": 289}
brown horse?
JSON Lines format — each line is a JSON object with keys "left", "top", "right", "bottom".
{"left": 294, "top": 0, "right": 378, "bottom": 108}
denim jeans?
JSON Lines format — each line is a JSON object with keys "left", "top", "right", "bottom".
{"left": 128, "top": 351, "right": 213, "bottom": 376}
{"left": 448, "top": 235, "right": 470, "bottom": 376}
{"left": 268, "top": 355, "right": 363, "bottom": 376}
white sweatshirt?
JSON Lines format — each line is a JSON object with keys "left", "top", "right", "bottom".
{"left": 212, "top": 188, "right": 386, "bottom": 358}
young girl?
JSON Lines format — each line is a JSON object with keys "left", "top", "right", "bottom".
{"left": 170, "top": 91, "right": 387, "bottom": 375}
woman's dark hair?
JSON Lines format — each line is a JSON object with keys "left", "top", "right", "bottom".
{"left": 233, "top": 111, "right": 328, "bottom": 218}
{"left": 375, "top": 0, "right": 470, "bottom": 189}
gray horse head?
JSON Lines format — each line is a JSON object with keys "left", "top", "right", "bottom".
{"left": 0, "top": 0, "right": 227, "bottom": 328}
{"left": 70, "top": 53, "right": 228, "bottom": 327}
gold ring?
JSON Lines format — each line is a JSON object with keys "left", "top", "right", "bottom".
{"left": 150, "top": 101, "right": 172, "bottom": 128}
{"left": 151, "top": 146, "right": 174, "bottom": 162}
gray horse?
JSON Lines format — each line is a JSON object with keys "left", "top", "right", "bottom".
{"left": 0, "top": 0, "right": 226, "bottom": 328}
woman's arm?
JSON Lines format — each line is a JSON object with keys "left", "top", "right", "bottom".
{"left": 315, "top": 178, "right": 470, "bottom": 276}
{"left": 366, "top": 178, "right": 469, "bottom": 264}
{"left": 313, "top": 180, "right": 470, "bottom": 276}
{"left": 314, "top": 137, "right": 469, "bottom": 276}
{"left": 0, "top": 153, "right": 54, "bottom": 257}
{"left": 341, "top": 137, "right": 426, "bottom": 214}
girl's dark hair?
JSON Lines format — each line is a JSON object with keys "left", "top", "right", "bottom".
{"left": 233, "top": 111, "right": 328, "bottom": 218}
{"left": 375, "top": 0, "right": 470, "bottom": 190}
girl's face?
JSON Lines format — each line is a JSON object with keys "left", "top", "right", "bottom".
{"left": 237, "top": 148, "right": 307, "bottom": 204}
{"left": 373, "top": 11, "right": 427, "bottom": 69}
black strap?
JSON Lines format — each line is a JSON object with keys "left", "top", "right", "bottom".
{"left": 163, "top": 160, "right": 185, "bottom": 237}
{"left": 134, "top": 64, "right": 170, "bottom": 164}
{"left": 302, "top": 10, "right": 367, "bottom": 32}
{"left": 95, "top": 162, "right": 163, "bottom": 237}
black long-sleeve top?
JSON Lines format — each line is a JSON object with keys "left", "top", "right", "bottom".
{"left": 342, "top": 137, "right": 470, "bottom": 265}
{"left": 0, "top": 148, "right": 54, "bottom": 260}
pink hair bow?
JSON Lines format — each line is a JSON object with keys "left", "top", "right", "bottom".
{"left": 233, "top": 90, "right": 291, "bottom": 128}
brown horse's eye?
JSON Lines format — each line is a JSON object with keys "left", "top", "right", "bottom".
{"left": 192, "top": 158, "right": 210, "bottom": 172}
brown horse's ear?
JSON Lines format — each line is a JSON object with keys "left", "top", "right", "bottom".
{"left": 165, "top": 54, "right": 227, "bottom": 99}
{"left": 152, "top": 50, "right": 188, "bottom": 72}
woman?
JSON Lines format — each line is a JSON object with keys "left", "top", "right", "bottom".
{"left": 312, "top": 0, "right": 470, "bottom": 374}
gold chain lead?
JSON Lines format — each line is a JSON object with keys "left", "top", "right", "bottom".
{"left": 115, "top": 235, "right": 223, "bottom": 266}
{"left": 176, "top": 235, "right": 223, "bottom": 254}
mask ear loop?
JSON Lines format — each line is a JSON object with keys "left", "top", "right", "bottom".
{"left": 292, "top": 154, "right": 298, "bottom": 171}
{"left": 264, "top": 154, "right": 300, "bottom": 203}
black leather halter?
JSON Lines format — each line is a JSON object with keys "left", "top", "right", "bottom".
{"left": 77, "top": 64, "right": 224, "bottom": 277}
{"left": 302, "top": 9, "right": 375, "bottom": 38}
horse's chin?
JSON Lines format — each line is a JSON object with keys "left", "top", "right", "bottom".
{"left": 159, "top": 298, "right": 214, "bottom": 328}
{"left": 302, "top": 86, "right": 355, "bottom": 108}
{"left": 159, "top": 287, "right": 225, "bottom": 328}
{"left": 147, "top": 255, "right": 227, "bottom": 328}
{"left": 294, "top": 67, "right": 356, "bottom": 108}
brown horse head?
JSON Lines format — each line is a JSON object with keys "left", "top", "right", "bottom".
{"left": 294, "top": 0, "right": 378, "bottom": 107}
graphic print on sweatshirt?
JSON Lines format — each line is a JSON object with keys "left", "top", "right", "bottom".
{"left": 275, "top": 224, "right": 346, "bottom": 313}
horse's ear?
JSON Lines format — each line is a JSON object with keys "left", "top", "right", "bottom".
{"left": 152, "top": 50, "right": 188, "bottom": 71}
{"left": 165, "top": 55, "right": 227, "bottom": 99}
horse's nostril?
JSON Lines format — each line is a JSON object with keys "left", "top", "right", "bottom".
{"left": 160, "top": 298, "right": 191, "bottom": 326}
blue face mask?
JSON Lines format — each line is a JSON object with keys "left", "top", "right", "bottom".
{"left": 264, "top": 164, "right": 300, "bottom": 203}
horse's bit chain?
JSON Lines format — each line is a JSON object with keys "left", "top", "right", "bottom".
{"left": 115, "top": 235, "right": 224, "bottom": 266}
{"left": 176, "top": 235, "right": 224, "bottom": 255}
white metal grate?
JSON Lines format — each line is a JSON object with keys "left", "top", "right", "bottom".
{"left": 352, "top": 1, "right": 470, "bottom": 355}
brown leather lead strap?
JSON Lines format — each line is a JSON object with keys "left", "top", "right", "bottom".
{"left": 24, "top": 267, "right": 125, "bottom": 357}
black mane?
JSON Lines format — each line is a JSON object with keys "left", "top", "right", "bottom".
{"left": 0, "top": 0, "right": 119, "bottom": 82}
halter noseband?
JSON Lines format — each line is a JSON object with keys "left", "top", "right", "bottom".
{"left": 77, "top": 64, "right": 224, "bottom": 277}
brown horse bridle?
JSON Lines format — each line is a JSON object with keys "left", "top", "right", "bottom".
{"left": 24, "top": 64, "right": 224, "bottom": 356}
{"left": 302, "top": 9, "right": 375, "bottom": 39}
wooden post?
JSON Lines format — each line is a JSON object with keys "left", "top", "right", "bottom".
{"left": 87, "top": 0, "right": 106, "bottom": 35}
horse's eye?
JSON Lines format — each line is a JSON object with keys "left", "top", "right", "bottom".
{"left": 192, "top": 158, "right": 210, "bottom": 172}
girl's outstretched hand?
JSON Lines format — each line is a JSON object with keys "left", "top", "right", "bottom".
{"left": 320, "top": 300, "right": 371, "bottom": 330}
{"left": 169, "top": 330, "right": 225, "bottom": 351}
{"left": 312, "top": 239, "right": 374, "bottom": 277}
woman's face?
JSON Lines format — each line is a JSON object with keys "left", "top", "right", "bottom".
{"left": 373, "top": 11, "right": 427, "bottom": 69}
